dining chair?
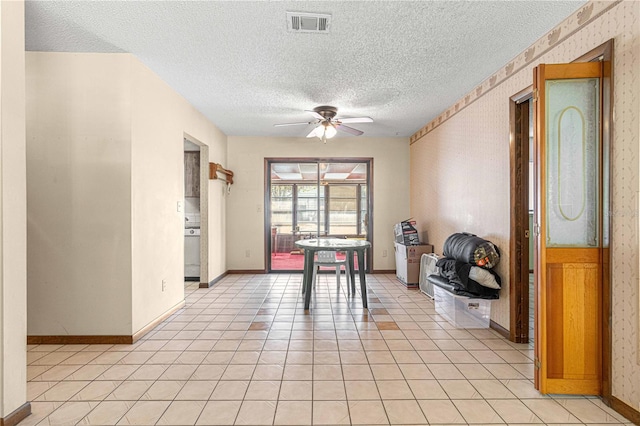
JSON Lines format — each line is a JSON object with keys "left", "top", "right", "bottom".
{"left": 311, "top": 250, "right": 351, "bottom": 293}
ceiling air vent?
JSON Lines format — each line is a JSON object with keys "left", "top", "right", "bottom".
{"left": 286, "top": 12, "right": 331, "bottom": 34}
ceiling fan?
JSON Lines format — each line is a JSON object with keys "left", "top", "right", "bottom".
{"left": 274, "top": 106, "right": 373, "bottom": 143}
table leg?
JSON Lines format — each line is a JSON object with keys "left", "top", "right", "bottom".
{"left": 357, "top": 249, "right": 367, "bottom": 309}
{"left": 301, "top": 248, "right": 307, "bottom": 295}
{"left": 304, "top": 249, "right": 313, "bottom": 310}
{"left": 348, "top": 250, "right": 356, "bottom": 294}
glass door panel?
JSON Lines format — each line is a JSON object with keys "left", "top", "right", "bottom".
{"left": 328, "top": 185, "right": 358, "bottom": 235}
{"left": 268, "top": 160, "right": 371, "bottom": 272}
{"left": 545, "top": 78, "right": 600, "bottom": 247}
{"left": 296, "top": 184, "right": 324, "bottom": 236}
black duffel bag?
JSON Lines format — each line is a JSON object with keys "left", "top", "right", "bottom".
{"left": 443, "top": 232, "right": 500, "bottom": 269}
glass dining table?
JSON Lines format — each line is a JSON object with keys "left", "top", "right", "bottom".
{"left": 294, "top": 238, "right": 372, "bottom": 310}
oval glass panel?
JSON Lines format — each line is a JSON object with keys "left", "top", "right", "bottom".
{"left": 557, "top": 106, "right": 586, "bottom": 222}
{"left": 545, "top": 78, "right": 599, "bottom": 247}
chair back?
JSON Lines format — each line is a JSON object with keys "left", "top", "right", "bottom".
{"left": 317, "top": 251, "right": 337, "bottom": 262}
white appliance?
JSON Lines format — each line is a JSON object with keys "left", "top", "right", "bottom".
{"left": 185, "top": 214, "right": 201, "bottom": 279}
{"left": 419, "top": 253, "right": 441, "bottom": 298}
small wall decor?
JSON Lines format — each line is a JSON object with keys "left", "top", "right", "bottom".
{"left": 209, "top": 163, "right": 234, "bottom": 185}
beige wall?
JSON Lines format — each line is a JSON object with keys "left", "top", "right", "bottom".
{"left": 130, "top": 58, "right": 227, "bottom": 332}
{"left": 0, "top": 0, "right": 27, "bottom": 417}
{"left": 27, "top": 52, "right": 228, "bottom": 336}
{"left": 27, "top": 52, "right": 134, "bottom": 335}
{"left": 226, "top": 136, "right": 410, "bottom": 271}
{"left": 410, "top": 0, "right": 639, "bottom": 411}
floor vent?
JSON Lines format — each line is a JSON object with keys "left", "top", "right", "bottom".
{"left": 286, "top": 12, "right": 331, "bottom": 34}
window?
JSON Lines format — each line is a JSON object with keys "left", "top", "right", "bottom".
{"left": 328, "top": 185, "right": 358, "bottom": 235}
{"left": 268, "top": 160, "right": 371, "bottom": 271}
{"left": 271, "top": 184, "right": 293, "bottom": 234}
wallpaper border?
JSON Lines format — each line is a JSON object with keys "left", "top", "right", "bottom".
{"left": 410, "top": 0, "right": 621, "bottom": 145}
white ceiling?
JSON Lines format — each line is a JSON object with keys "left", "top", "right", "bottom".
{"left": 25, "top": 1, "right": 586, "bottom": 139}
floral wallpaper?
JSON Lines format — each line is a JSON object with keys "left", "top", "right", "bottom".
{"left": 410, "top": 0, "right": 639, "bottom": 411}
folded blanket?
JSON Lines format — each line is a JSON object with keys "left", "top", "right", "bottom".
{"left": 427, "top": 274, "right": 499, "bottom": 300}
{"left": 435, "top": 258, "right": 501, "bottom": 299}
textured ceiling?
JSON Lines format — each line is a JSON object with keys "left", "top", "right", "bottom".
{"left": 25, "top": 1, "right": 586, "bottom": 138}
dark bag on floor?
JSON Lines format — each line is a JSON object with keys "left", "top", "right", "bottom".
{"left": 443, "top": 232, "right": 500, "bottom": 269}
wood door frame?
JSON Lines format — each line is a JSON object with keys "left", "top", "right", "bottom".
{"left": 183, "top": 133, "right": 210, "bottom": 286}
{"left": 509, "top": 39, "right": 613, "bottom": 397}
{"left": 264, "top": 157, "right": 374, "bottom": 273}
{"left": 509, "top": 88, "right": 533, "bottom": 343}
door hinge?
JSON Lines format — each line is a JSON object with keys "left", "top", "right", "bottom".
{"left": 533, "top": 223, "right": 540, "bottom": 237}
{"left": 534, "top": 358, "right": 541, "bottom": 370}
{"left": 533, "top": 88, "right": 539, "bottom": 103}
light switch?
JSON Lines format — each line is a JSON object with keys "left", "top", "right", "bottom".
{"left": 177, "top": 201, "right": 184, "bottom": 213}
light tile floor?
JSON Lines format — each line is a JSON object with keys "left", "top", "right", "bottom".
{"left": 24, "top": 274, "right": 633, "bottom": 425}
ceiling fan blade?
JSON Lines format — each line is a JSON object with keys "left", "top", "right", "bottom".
{"left": 336, "top": 117, "right": 373, "bottom": 124}
{"left": 306, "top": 128, "right": 318, "bottom": 138}
{"left": 305, "top": 110, "right": 325, "bottom": 120}
{"left": 336, "top": 124, "right": 364, "bottom": 136}
{"left": 274, "top": 121, "right": 313, "bottom": 127}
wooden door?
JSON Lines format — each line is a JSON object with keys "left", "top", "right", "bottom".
{"left": 533, "top": 62, "right": 603, "bottom": 395}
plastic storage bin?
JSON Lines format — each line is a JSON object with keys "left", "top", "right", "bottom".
{"left": 418, "top": 253, "right": 440, "bottom": 298}
{"left": 434, "top": 285, "right": 492, "bottom": 328}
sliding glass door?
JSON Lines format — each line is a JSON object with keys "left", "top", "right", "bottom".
{"left": 266, "top": 159, "right": 372, "bottom": 272}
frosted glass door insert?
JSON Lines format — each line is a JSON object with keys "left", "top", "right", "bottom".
{"left": 545, "top": 78, "right": 600, "bottom": 247}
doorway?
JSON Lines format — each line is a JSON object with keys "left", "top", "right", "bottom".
{"left": 265, "top": 158, "right": 373, "bottom": 273}
{"left": 509, "top": 40, "right": 613, "bottom": 397}
{"left": 183, "top": 136, "right": 209, "bottom": 284}
{"left": 509, "top": 93, "right": 534, "bottom": 344}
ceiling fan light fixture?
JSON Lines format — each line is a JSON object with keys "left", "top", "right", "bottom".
{"left": 313, "top": 122, "right": 336, "bottom": 141}
{"left": 324, "top": 124, "right": 337, "bottom": 139}
{"left": 277, "top": 106, "right": 371, "bottom": 140}
{"left": 313, "top": 125, "right": 325, "bottom": 139}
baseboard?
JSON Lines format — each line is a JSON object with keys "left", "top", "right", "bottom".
{"left": 185, "top": 277, "right": 200, "bottom": 282}
{"left": 372, "top": 270, "right": 396, "bottom": 274}
{"left": 28, "top": 300, "right": 186, "bottom": 345}
{"left": 610, "top": 396, "right": 640, "bottom": 425}
{"left": 490, "top": 320, "right": 510, "bottom": 339}
{"left": 132, "top": 300, "right": 186, "bottom": 343}
{"left": 0, "top": 402, "right": 31, "bottom": 426}
{"left": 200, "top": 271, "right": 228, "bottom": 288}
{"left": 27, "top": 335, "right": 133, "bottom": 345}
{"left": 226, "top": 269, "right": 267, "bottom": 274}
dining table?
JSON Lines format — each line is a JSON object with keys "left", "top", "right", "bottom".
{"left": 294, "top": 238, "right": 372, "bottom": 310}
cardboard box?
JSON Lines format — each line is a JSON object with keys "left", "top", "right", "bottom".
{"left": 394, "top": 220, "right": 420, "bottom": 245}
{"left": 395, "top": 242, "right": 433, "bottom": 286}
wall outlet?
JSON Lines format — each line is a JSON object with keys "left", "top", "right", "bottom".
{"left": 245, "top": 250, "right": 251, "bottom": 258}
{"left": 382, "top": 249, "right": 388, "bottom": 258}
{"left": 177, "top": 201, "right": 184, "bottom": 213}
{"left": 162, "top": 279, "right": 166, "bottom": 292}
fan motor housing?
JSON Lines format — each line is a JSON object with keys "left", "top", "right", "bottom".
{"left": 313, "top": 106, "right": 338, "bottom": 120}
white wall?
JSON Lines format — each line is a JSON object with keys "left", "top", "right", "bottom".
{"left": 410, "top": 0, "right": 640, "bottom": 411}
{"left": 130, "top": 58, "right": 227, "bottom": 332}
{"left": 26, "top": 52, "right": 133, "bottom": 335}
{"left": 0, "top": 0, "right": 28, "bottom": 417}
{"left": 226, "top": 136, "right": 410, "bottom": 271}
{"left": 27, "top": 52, "right": 228, "bottom": 336}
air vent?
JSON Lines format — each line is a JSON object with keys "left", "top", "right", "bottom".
{"left": 286, "top": 12, "right": 331, "bottom": 33}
